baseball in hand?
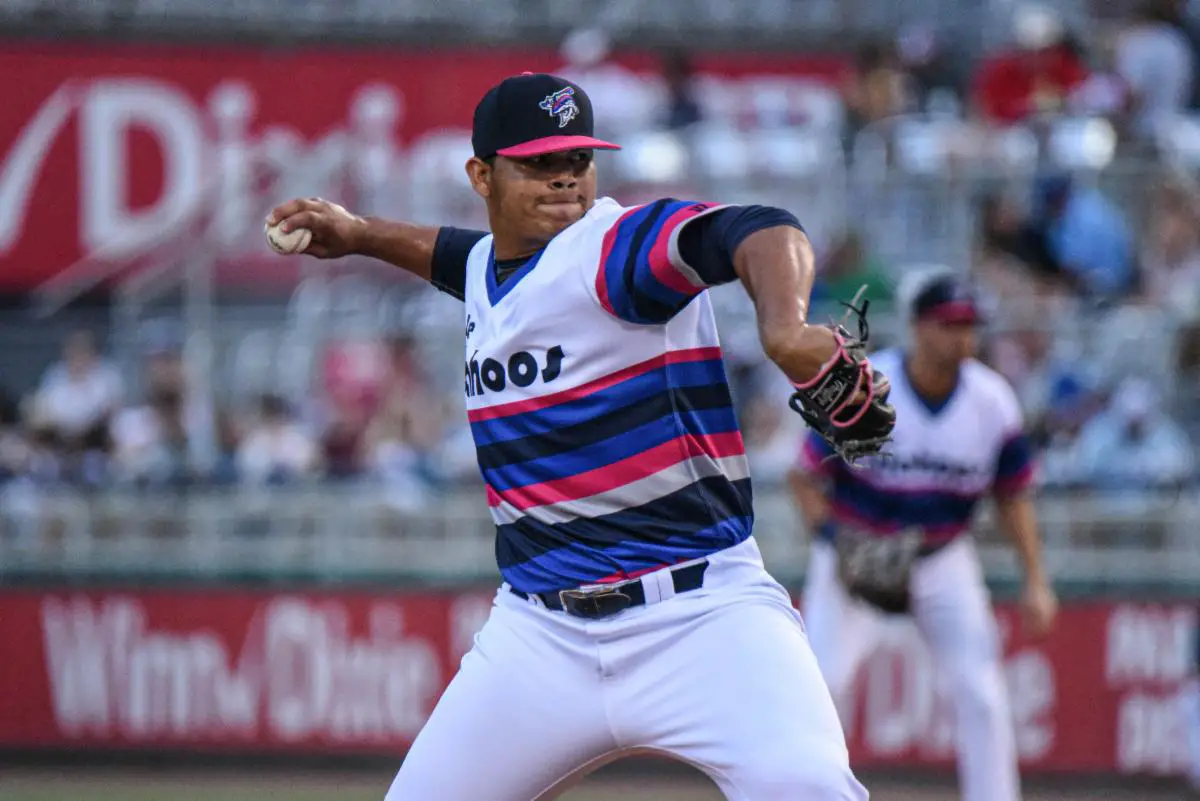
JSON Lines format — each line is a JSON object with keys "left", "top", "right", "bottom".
{"left": 265, "top": 221, "right": 312, "bottom": 255}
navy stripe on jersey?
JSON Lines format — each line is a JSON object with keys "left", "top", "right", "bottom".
{"left": 470, "top": 356, "right": 727, "bottom": 447}
{"left": 497, "top": 476, "right": 754, "bottom": 593}
{"left": 994, "top": 432, "right": 1036, "bottom": 495}
{"left": 480, "top": 393, "right": 738, "bottom": 490}
{"left": 829, "top": 479, "right": 982, "bottom": 530}
{"left": 598, "top": 199, "right": 722, "bottom": 325}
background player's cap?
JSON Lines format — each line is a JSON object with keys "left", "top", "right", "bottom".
{"left": 911, "top": 275, "right": 982, "bottom": 324}
{"left": 472, "top": 73, "right": 621, "bottom": 159}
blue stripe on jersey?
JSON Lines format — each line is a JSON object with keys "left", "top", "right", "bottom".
{"left": 470, "top": 357, "right": 727, "bottom": 447}
{"left": 482, "top": 404, "right": 738, "bottom": 491}
{"left": 829, "top": 480, "right": 982, "bottom": 530}
{"left": 497, "top": 476, "right": 754, "bottom": 593}
{"left": 475, "top": 382, "right": 732, "bottom": 471}
{"left": 601, "top": 199, "right": 699, "bottom": 325}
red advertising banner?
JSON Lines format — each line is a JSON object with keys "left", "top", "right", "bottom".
{"left": 0, "top": 44, "right": 847, "bottom": 293}
{"left": 0, "top": 588, "right": 1193, "bottom": 777}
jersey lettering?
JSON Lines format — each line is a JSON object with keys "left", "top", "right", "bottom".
{"left": 464, "top": 346, "right": 566, "bottom": 398}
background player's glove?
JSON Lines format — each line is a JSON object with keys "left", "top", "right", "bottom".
{"left": 788, "top": 289, "right": 896, "bottom": 464}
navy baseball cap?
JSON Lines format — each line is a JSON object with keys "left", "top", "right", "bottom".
{"left": 471, "top": 73, "right": 621, "bottom": 160}
{"left": 911, "top": 275, "right": 982, "bottom": 324}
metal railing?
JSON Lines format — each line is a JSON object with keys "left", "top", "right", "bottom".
{"left": 1, "top": 485, "right": 1197, "bottom": 590}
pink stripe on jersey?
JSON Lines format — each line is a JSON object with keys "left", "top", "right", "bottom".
{"left": 467, "top": 346, "right": 723, "bottom": 423}
{"left": 799, "top": 437, "right": 835, "bottom": 474}
{"left": 646, "top": 203, "right": 718, "bottom": 294}
{"left": 592, "top": 559, "right": 691, "bottom": 584}
{"left": 595, "top": 206, "right": 642, "bottom": 317}
{"left": 487, "top": 430, "right": 746, "bottom": 512}
{"left": 993, "top": 462, "right": 1036, "bottom": 497}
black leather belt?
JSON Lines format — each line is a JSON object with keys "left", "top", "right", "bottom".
{"left": 510, "top": 561, "right": 709, "bottom": 620}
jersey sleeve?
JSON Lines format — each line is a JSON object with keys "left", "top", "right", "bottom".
{"left": 991, "top": 378, "right": 1037, "bottom": 497}
{"left": 430, "top": 227, "right": 487, "bottom": 301}
{"left": 795, "top": 428, "right": 839, "bottom": 477}
{"left": 594, "top": 199, "right": 731, "bottom": 324}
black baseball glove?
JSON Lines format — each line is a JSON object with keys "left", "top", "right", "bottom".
{"left": 788, "top": 289, "right": 896, "bottom": 464}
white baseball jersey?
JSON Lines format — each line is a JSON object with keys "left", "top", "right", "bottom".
{"left": 798, "top": 347, "right": 1036, "bottom": 547}
{"left": 459, "top": 197, "right": 753, "bottom": 594}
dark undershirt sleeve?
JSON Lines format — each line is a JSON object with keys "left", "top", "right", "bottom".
{"left": 675, "top": 205, "right": 805, "bottom": 286}
{"left": 430, "top": 227, "right": 487, "bottom": 301}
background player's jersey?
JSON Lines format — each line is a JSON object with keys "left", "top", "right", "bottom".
{"left": 461, "top": 197, "right": 753, "bottom": 594}
{"left": 797, "top": 347, "right": 1035, "bottom": 546}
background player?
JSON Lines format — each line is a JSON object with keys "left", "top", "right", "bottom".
{"left": 267, "top": 73, "right": 894, "bottom": 800}
{"left": 1186, "top": 605, "right": 1200, "bottom": 793}
{"left": 788, "top": 268, "right": 1058, "bottom": 801}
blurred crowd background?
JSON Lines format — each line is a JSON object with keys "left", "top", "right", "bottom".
{"left": 0, "top": 0, "right": 1197, "bottom": 586}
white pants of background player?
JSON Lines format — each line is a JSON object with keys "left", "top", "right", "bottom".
{"left": 1184, "top": 675, "right": 1200, "bottom": 789}
{"left": 802, "top": 537, "right": 1020, "bottom": 801}
{"left": 385, "top": 537, "right": 868, "bottom": 801}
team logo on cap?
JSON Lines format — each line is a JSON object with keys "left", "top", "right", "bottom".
{"left": 539, "top": 87, "right": 579, "bottom": 128}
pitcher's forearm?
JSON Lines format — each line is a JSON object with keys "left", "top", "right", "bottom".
{"left": 356, "top": 218, "right": 442, "bottom": 280}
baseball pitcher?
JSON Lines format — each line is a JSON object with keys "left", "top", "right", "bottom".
{"left": 268, "top": 73, "right": 895, "bottom": 800}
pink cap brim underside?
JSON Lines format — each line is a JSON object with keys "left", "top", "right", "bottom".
{"left": 496, "top": 135, "right": 621, "bottom": 158}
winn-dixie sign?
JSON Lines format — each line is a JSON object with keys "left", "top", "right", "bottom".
{"left": 0, "top": 589, "right": 1192, "bottom": 776}
{"left": 0, "top": 43, "right": 844, "bottom": 292}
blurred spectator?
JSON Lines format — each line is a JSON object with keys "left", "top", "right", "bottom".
{"left": 896, "top": 24, "right": 964, "bottom": 116}
{"left": 1114, "top": 0, "right": 1195, "bottom": 139}
{"left": 363, "top": 393, "right": 437, "bottom": 511}
{"left": 0, "top": 389, "right": 30, "bottom": 483}
{"left": 1139, "top": 172, "right": 1200, "bottom": 320}
{"left": 844, "top": 40, "right": 912, "bottom": 136}
{"left": 973, "top": 4, "right": 1088, "bottom": 126}
{"left": 811, "top": 230, "right": 894, "bottom": 312}
{"left": 1029, "top": 174, "right": 1135, "bottom": 298}
{"left": 1066, "top": 31, "right": 1132, "bottom": 122}
{"left": 660, "top": 49, "right": 704, "bottom": 130}
{"left": 318, "top": 335, "right": 394, "bottom": 478}
{"left": 975, "top": 190, "right": 1073, "bottom": 288}
{"left": 990, "top": 329, "right": 1103, "bottom": 446}
{"left": 361, "top": 333, "right": 448, "bottom": 506}
{"left": 138, "top": 320, "right": 218, "bottom": 473}
{"left": 33, "top": 330, "right": 122, "bottom": 446}
{"left": 556, "top": 27, "right": 656, "bottom": 136}
{"left": 321, "top": 404, "right": 367, "bottom": 480}
{"left": 236, "top": 394, "right": 321, "bottom": 485}
{"left": 109, "top": 387, "right": 192, "bottom": 488}
{"left": 1065, "top": 376, "right": 1195, "bottom": 489}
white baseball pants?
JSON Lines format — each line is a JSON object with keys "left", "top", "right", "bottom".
{"left": 802, "top": 537, "right": 1019, "bottom": 801}
{"left": 385, "top": 537, "right": 868, "bottom": 800}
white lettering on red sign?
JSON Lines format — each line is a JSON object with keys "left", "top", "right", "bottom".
{"left": 1116, "top": 688, "right": 1190, "bottom": 775}
{"left": 1106, "top": 604, "right": 1196, "bottom": 685}
{"left": 40, "top": 595, "right": 439, "bottom": 743}
{"left": 855, "top": 618, "right": 1056, "bottom": 762}
{"left": 1106, "top": 603, "right": 1197, "bottom": 775}
{"left": 0, "top": 79, "right": 409, "bottom": 263}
